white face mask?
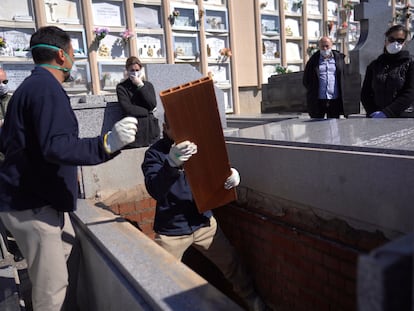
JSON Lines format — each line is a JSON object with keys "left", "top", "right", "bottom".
{"left": 129, "top": 70, "right": 141, "bottom": 78}
{"left": 320, "top": 49, "right": 332, "bottom": 57}
{"left": 0, "top": 83, "right": 8, "bottom": 96}
{"left": 386, "top": 42, "right": 403, "bottom": 54}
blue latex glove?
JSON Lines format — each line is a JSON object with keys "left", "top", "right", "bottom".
{"left": 370, "top": 111, "right": 387, "bottom": 118}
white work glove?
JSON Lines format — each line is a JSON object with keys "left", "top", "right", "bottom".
{"left": 129, "top": 71, "right": 144, "bottom": 88}
{"left": 224, "top": 168, "right": 240, "bottom": 189}
{"left": 167, "top": 140, "right": 197, "bottom": 167}
{"left": 104, "top": 117, "right": 138, "bottom": 153}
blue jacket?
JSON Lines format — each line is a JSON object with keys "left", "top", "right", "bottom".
{"left": 0, "top": 66, "right": 115, "bottom": 212}
{"left": 141, "top": 135, "right": 212, "bottom": 236}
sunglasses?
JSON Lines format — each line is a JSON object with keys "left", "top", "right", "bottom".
{"left": 388, "top": 37, "right": 405, "bottom": 44}
{"left": 0, "top": 80, "right": 8, "bottom": 85}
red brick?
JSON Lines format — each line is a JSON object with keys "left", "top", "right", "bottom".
{"left": 118, "top": 201, "right": 137, "bottom": 215}
{"left": 124, "top": 213, "right": 141, "bottom": 224}
{"left": 109, "top": 203, "right": 120, "bottom": 215}
{"left": 139, "top": 209, "right": 156, "bottom": 222}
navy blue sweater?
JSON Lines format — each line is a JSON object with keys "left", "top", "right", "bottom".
{"left": 0, "top": 67, "right": 115, "bottom": 212}
{"left": 141, "top": 136, "right": 212, "bottom": 236}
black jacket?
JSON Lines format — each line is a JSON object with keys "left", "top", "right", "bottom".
{"left": 116, "top": 79, "right": 160, "bottom": 147}
{"left": 303, "top": 50, "right": 346, "bottom": 116}
{"left": 361, "top": 50, "right": 414, "bottom": 117}
{"left": 141, "top": 135, "right": 212, "bottom": 236}
{"left": 0, "top": 67, "right": 115, "bottom": 212}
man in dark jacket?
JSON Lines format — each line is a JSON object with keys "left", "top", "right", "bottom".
{"left": 0, "top": 26, "right": 138, "bottom": 311}
{"left": 141, "top": 119, "right": 266, "bottom": 311}
{"left": 303, "top": 36, "right": 346, "bottom": 118}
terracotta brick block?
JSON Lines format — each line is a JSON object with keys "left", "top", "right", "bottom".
{"left": 139, "top": 209, "right": 156, "bottom": 222}
{"left": 124, "top": 213, "right": 141, "bottom": 224}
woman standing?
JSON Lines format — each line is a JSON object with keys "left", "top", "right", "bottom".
{"left": 116, "top": 56, "right": 160, "bottom": 147}
{"left": 361, "top": 24, "right": 414, "bottom": 118}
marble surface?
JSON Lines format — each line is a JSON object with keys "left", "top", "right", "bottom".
{"left": 225, "top": 118, "right": 414, "bottom": 156}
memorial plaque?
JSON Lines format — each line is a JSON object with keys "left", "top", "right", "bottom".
{"left": 173, "top": 35, "right": 198, "bottom": 59}
{"left": 98, "top": 62, "right": 125, "bottom": 90}
{"left": 0, "top": 0, "right": 33, "bottom": 21}
{"left": 160, "top": 77, "right": 236, "bottom": 212}
{"left": 1, "top": 63, "right": 33, "bottom": 92}
{"left": 307, "top": 20, "right": 320, "bottom": 38}
{"left": 285, "top": 18, "right": 300, "bottom": 37}
{"left": 206, "top": 36, "right": 225, "bottom": 59}
{"left": 207, "top": 64, "right": 229, "bottom": 84}
{"left": 1, "top": 28, "right": 33, "bottom": 56}
{"left": 137, "top": 35, "right": 164, "bottom": 58}
{"left": 205, "top": 10, "right": 227, "bottom": 31}
{"left": 98, "top": 33, "right": 128, "bottom": 59}
{"left": 63, "top": 62, "right": 90, "bottom": 91}
{"left": 135, "top": 5, "right": 162, "bottom": 29}
{"left": 263, "top": 40, "right": 279, "bottom": 59}
{"left": 261, "top": 15, "right": 279, "bottom": 35}
{"left": 92, "top": 1, "right": 124, "bottom": 26}
{"left": 171, "top": 7, "right": 196, "bottom": 29}
{"left": 45, "top": 0, "right": 81, "bottom": 24}
{"left": 286, "top": 42, "right": 301, "bottom": 61}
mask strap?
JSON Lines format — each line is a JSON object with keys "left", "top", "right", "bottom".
{"left": 31, "top": 43, "right": 73, "bottom": 66}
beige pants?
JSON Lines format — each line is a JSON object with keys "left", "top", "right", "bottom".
{"left": 0, "top": 206, "right": 75, "bottom": 311}
{"left": 155, "top": 215, "right": 255, "bottom": 299}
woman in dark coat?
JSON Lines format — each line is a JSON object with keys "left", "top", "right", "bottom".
{"left": 116, "top": 56, "right": 160, "bottom": 147}
{"left": 361, "top": 24, "right": 414, "bottom": 118}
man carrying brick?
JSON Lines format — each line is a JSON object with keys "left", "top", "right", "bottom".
{"left": 141, "top": 117, "right": 267, "bottom": 311}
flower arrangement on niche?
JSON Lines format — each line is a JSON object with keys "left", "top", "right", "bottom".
{"left": 218, "top": 47, "right": 232, "bottom": 62}
{"left": 120, "top": 29, "right": 134, "bottom": 44}
{"left": 306, "top": 44, "right": 318, "bottom": 57}
{"left": 0, "top": 36, "right": 7, "bottom": 49}
{"left": 94, "top": 27, "right": 110, "bottom": 42}
{"left": 169, "top": 10, "right": 180, "bottom": 24}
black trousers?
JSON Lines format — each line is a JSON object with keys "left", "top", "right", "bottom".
{"left": 311, "top": 98, "right": 342, "bottom": 119}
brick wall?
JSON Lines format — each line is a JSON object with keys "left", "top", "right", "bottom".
{"left": 109, "top": 197, "right": 156, "bottom": 239}
{"left": 108, "top": 190, "right": 390, "bottom": 311}
{"left": 213, "top": 202, "right": 389, "bottom": 311}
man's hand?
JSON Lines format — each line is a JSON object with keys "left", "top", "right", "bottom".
{"left": 104, "top": 117, "right": 138, "bottom": 153}
{"left": 224, "top": 168, "right": 240, "bottom": 189}
{"left": 167, "top": 141, "right": 197, "bottom": 167}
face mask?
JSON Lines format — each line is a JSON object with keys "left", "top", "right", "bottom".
{"left": 0, "top": 83, "right": 8, "bottom": 96}
{"left": 129, "top": 70, "right": 141, "bottom": 78}
{"left": 386, "top": 42, "right": 403, "bottom": 54}
{"left": 320, "top": 49, "right": 332, "bottom": 57}
{"left": 30, "top": 44, "right": 74, "bottom": 80}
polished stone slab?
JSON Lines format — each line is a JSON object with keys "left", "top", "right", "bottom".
{"left": 226, "top": 118, "right": 414, "bottom": 156}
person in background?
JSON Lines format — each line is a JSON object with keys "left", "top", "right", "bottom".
{"left": 116, "top": 56, "right": 160, "bottom": 147}
{"left": 141, "top": 117, "right": 267, "bottom": 311}
{"left": 0, "top": 26, "right": 138, "bottom": 311}
{"left": 0, "top": 68, "right": 11, "bottom": 128}
{"left": 303, "top": 36, "right": 346, "bottom": 118}
{"left": 361, "top": 24, "right": 414, "bottom": 118}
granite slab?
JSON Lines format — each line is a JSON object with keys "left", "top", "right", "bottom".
{"left": 225, "top": 118, "right": 414, "bottom": 156}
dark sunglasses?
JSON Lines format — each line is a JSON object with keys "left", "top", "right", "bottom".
{"left": 0, "top": 80, "right": 8, "bottom": 85}
{"left": 388, "top": 37, "right": 405, "bottom": 44}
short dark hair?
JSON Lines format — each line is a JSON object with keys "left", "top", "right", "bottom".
{"left": 125, "top": 56, "right": 142, "bottom": 70}
{"left": 385, "top": 24, "right": 409, "bottom": 39}
{"left": 30, "top": 26, "right": 71, "bottom": 64}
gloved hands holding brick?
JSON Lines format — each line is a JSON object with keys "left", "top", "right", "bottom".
{"left": 224, "top": 168, "right": 240, "bottom": 189}
{"left": 167, "top": 140, "right": 197, "bottom": 167}
{"left": 104, "top": 117, "right": 138, "bottom": 153}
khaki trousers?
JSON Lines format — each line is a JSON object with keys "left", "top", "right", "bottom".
{"left": 155, "top": 216, "right": 255, "bottom": 299}
{"left": 0, "top": 206, "right": 75, "bottom": 311}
